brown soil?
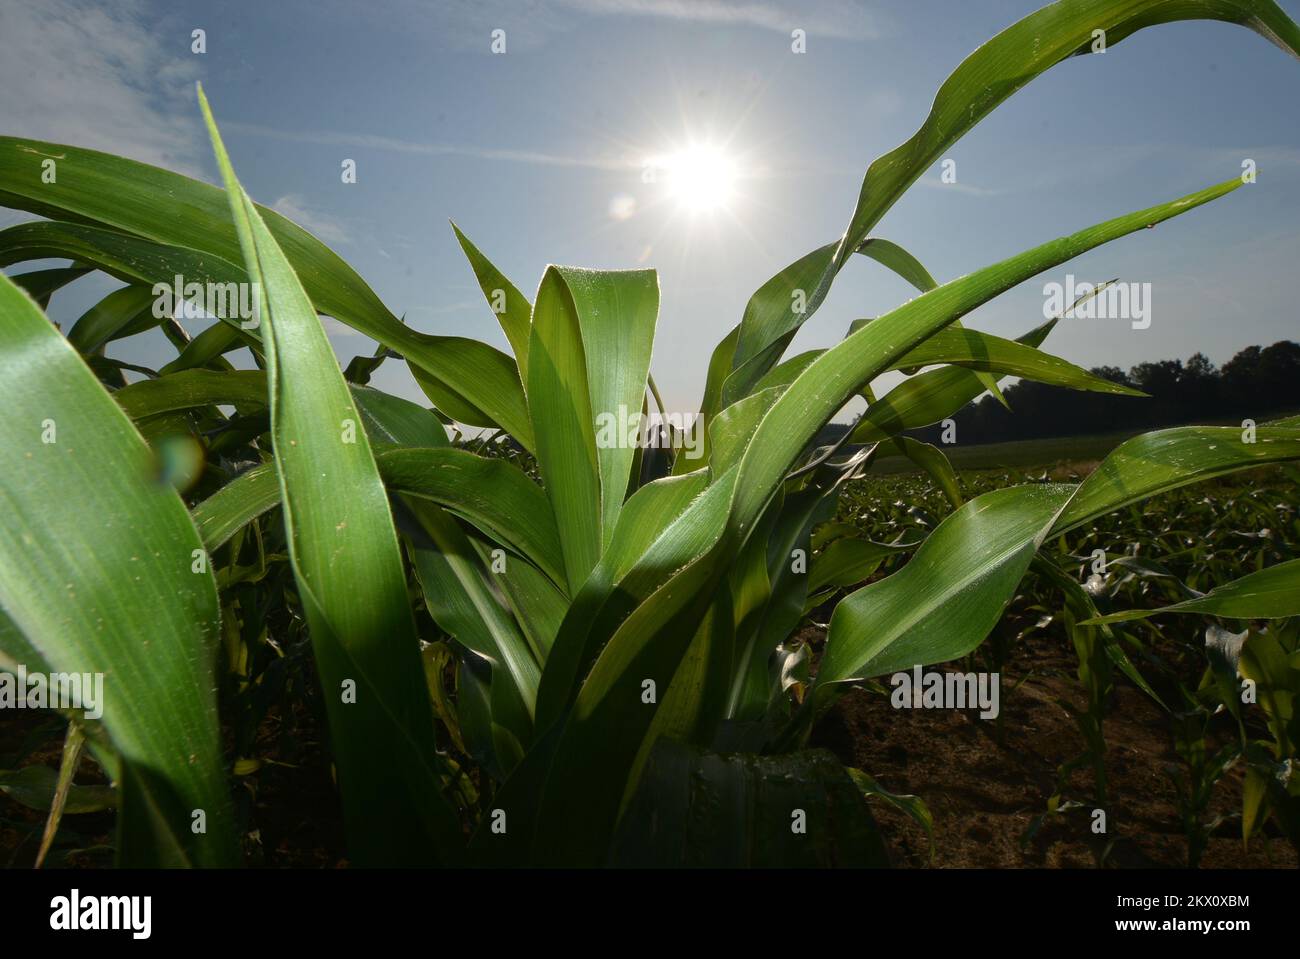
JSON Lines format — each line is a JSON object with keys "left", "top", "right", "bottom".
{"left": 809, "top": 624, "right": 1297, "bottom": 868}
{"left": 235, "top": 701, "right": 350, "bottom": 868}
{"left": 5, "top": 624, "right": 1294, "bottom": 869}
{"left": 0, "top": 701, "right": 349, "bottom": 869}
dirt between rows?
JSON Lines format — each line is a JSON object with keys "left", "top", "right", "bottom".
{"left": 808, "top": 623, "right": 1297, "bottom": 868}
{"left": 4, "top": 625, "right": 1294, "bottom": 868}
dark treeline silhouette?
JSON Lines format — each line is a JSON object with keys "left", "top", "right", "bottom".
{"left": 808, "top": 341, "right": 1300, "bottom": 450}
{"left": 901, "top": 340, "right": 1300, "bottom": 446}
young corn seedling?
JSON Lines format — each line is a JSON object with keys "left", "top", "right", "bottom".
{"left": 1166, "top": 684, "right": 1242, "bottom": 869}
{"left": 2, "top": 0, "right": 1300, "bottom": 866}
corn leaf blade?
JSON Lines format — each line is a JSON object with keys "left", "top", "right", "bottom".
{"left": 199, "top": 88, "right": 462, "bottom": 865}
{"left": 0, "top": 272, "right": 237, "bottom": 866}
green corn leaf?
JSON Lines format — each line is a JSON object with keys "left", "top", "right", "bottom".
{"left": 402, "top": 498, "right": 539, "bottom": 726}
{"left": 807, "top": 537, "right": 915, "bottom": 596}
{"left": 816, "top": 484, "right": 1074, "bottom": 696}
{"left": 811, "top": 521, "right": 862, "bottom": 551}
{"left": 527, "top": 265, "right": 658, "bottom": 591}
{"left": 407, "top": 348, "right": 528, "bottom": 437}
{"left": 524, "top": 178, "right": 1244, "bottom": 862}
{"left": 835, "top": 0, "right": 1300, "bottom": 263}
{"left": 479, "top": 542, "right": 570, "bottom": 662}
{"left": 0, "top": 271, "right": 236, "bottom": 866}
{"left": 885, "top": 436, "right": 963, "bottom": 510}
{"left": 689, "top": 324, "right": 741, "bottom": 467}
{"left": 455, "top": 651, "right": 527, "bottom": 783}
{"left": 452, "top": 222, "right": 532, "bottom": 369}
{"left": 113, "top": 368, "right": 269, "bottom": 419}
{"left": 731, "top": 180, "right": 1240, "bottom": 539}
{"left": 637, "top": 588, "right": 735, "bottom": 764}
{"left": 0, "top": 220, "right": 249, "bottom": 300}
{"left": 161, "top": 321, "right": 251, "bottom": 374}
{"left": 726, "top": 484, "right": 836, "bottom": 722}
{"left": 65, "top": 285, "right": 159, "bottom": 354}
{"left": 752, "top": 350, "right": 823, "bottom": 396}
{"left": 36, "top": 720, "right": 87, "bottom": 868}
{"left": 0, "top": 762, "right": 117, "bottom": 816}
{"left": 8, "top": 266, "right": 91, "bottom": 309}
{"left": 533, "top": 468, "right": 713, "bottom": 730}
{"left": 851, "top": 320, "right": 1057, "bottom": 443}
{"left": 1052, "top": 426, "right": 1300, "bottom": 533}
{"left": 530, "top": 541, "right": 736, "bottom": 864}
{"left": 192, "top": 463, "right": 280, "bottom": 553}
{"left": 114, "top": 369, "right": 450, "bottom": 450}
{"left": 1032, "top": 554, "right": 1167, "bottom": 710}
{"left": 375, "top": 447, "right": 568, "bottom": 591}
{"left": 722, "top": 242, "right": 836, "bottom": 406}
{"left": 708, "top": 386, "right": 783, "bottom": 476}
{"left": 741, "top": 318, "right": 1127, "bottom": 414}
{"left": 888, "top": 325, "right": 1145, "bottom": 397}
{"left": 557, "top": 264, "right": 659, "bottom": 547}
{"left": 0, "top": 223, "right": 267, "bottom": 370}
{"left": 1081, "top": 558, "right": 1300, "bottom": 624}
{"left": 534, "top": 467, "right": 735, "bottom": 742}
{"left": 857, "top": 237, "right": 1005, "bottom": 403}
{"left": 716, "top": 0, "right": 1300, "bottom": 406}
{"left": 610, "top": 739, "right": 889, "bottom": 867}
{"left": 527, "top": 268, "right": 602, "bottom": 591}
{"left": 856, "top": 237, "right": 937, "bottom": 292}
{"left": 198, "top": 87, "right": 462, "bottom": 865}
{"left": 720, "top": 496, "right": 787, "bottom": 724}
{"left": 1239, "top": 631, "right": 1299, "bottom": 759}
{"left": 192, "top": 446, "right": 564, "bottom": 589}
{"left": 0, "top": 138, "right": 533, "bottom": 444}
{"left": 850, "top": 768, "right": 936, "bottom": 861}
{"left": 350, "top": 385, "right": 449, "bottom": 447}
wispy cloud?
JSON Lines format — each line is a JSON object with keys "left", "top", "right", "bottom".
{"left": 1195, "top": 145, "right": 1300, "bottom": 175}
{"left": 223, "top": 120, "right": 637, "bottom": 171}
{"left": 407, "top": 299, "right": 492, "bottom": 318}
{"left": 554, "top": 0, "right": 878, "bottom": 38}
{"left": 1013, "top": 143, "right": 1300, "bottom": 194}
{"left": 915, "top": 177, "right": 1003, "bottom": 198}
{"left": 322, "top": 0, "right": 879, "bottom": 52}
{"left": 0, "top": 0, "right": 204, "bottom": 174}
{"left": 271, "top": 194, "right": 350, "bottom": 245}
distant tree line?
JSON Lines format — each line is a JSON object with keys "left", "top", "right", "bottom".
{"left": 901, "top": 340, "right": 1300, "bottom": 446}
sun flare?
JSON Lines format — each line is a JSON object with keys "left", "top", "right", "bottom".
{"left": 652, "top": 144, "right": 739, "bottom": 214}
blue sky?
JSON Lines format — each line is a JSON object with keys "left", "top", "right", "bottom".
{"left": 3, "top": 0, "right": 1298, "bottom": 419}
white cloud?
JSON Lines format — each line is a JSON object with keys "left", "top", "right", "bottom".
{"left": 915, "top": 177, "right": 1003, "bottom": 198}
{"left": 555, "top": 0, "right": 878, "bottom": 39}
{"left": 0, "top": 0, "right": 204, "bottom": 175}
{"left": 322, "top": 0, "right": 878, "bottom": 52}
{"left": 271, "top": 194, "right": 350, "bottom": 245}
{"left": 223, "top": 120, "right": 636, "bottom": 171}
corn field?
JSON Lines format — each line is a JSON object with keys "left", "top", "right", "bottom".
{"left": 1, "top": 0, "right": 1299, "bottom": 873}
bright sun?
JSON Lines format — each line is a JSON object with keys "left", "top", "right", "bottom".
{"left": 655, "top": 144, "right": 739, "bottom": 214}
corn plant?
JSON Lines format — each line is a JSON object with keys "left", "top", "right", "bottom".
{"left": 1167, "top": 681, "right": 1242, "bottom": 869}
{"left": 3, "top": 0, "right": 1300, "bottom": 867}
{"left": 1195, "top": 619, "right": 1300, "bottom": 856}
